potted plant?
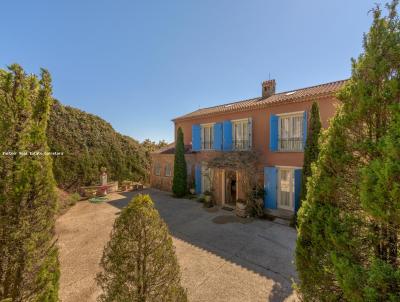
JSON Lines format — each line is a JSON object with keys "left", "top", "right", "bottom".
{"left": 247, "top": 186, "right": 265, "bottom": 218}
{"left": 236, "top": 198, "right": 247, "bottom": 217}
{"left": 188, "top": 178, "right": 195, "bottom": 195}
{"left": 236, "top": 198, "right": 247, "bottom": 210}
{"left": 203, "top": 191, "right": 212, "bottom": 202}
{"left": 254, "top": 186, "right": 265, "bottom": 202}
{"left": 203, "top": 191, "right": 213, "bottom": 208}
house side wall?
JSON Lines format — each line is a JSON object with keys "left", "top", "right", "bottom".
{"left": 150, "top": 153, "right": 196, "bottom": 192}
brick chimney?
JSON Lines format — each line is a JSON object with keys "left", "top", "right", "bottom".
{"left": 262, "top": 79, "right": 276, "bottom": 98}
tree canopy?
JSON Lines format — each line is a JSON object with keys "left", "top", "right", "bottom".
{"left": 47, "top": 101, "right": 152, "bottom": 190}
{"left": 296, "top": 2, "right": 400, "bottom": 300}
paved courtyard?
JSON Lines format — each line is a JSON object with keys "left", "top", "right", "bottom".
{"left": 56, "top": 189, "right": 297, "bottom": 302}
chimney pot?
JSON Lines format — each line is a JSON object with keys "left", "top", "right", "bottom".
{"left": 262, "top": 79, "right": 276, "bottom": 98}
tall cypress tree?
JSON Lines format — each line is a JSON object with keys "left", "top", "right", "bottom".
{"left": 172, "top": 127, "right": 187, "bottom": 197}
{"left": 296, "top": 2, "right": 400, "bottom": 301}
{"left": 298, "top": 102, "right": 321, "bottom": 212}
{"left": 0, "top": 64, "right": 59, "bottom": 301}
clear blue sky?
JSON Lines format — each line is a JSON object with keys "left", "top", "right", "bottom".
{"left": 1, "top": 0, "right": 388, "bottom": 142}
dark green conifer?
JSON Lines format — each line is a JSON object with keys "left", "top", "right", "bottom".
{"left": 296, "top": 2, "right": 400, "bottom": 300}
{"left": 172, "top": 127, "right": 187, "bottom": 197}
{"left": 0, "top": 64, "right": 60, "bottom": 301}
{"left": 295, "top": 102, "right": 321, "bottom": 225}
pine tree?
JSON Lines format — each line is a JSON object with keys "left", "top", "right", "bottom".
{"left": 0, "top": 64, "right": 60, "bottom": 301}
{"left": 295, "top": 102, "right": 321, "bottom": 224}
{"left": 172, "top": 127, "right": 187, "bottom": 197}
{"left": 96, "top": 194, "right": 187, "bottom": 302}
{"left": 296, "top": 2, "right": 400, "bottom": 300}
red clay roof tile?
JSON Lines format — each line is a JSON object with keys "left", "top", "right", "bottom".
{"left": 173, "top": 79, "right": 348, "bottom": 121}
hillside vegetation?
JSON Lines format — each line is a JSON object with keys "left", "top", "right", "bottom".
{"left": 47, "top": 100, "right": 163, "bottom": 190}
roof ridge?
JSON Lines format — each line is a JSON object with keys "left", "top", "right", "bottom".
{"left": 272, "top": 79, "right": 349, "bottom": 97}
{"left": 173, "top": 79, "right": 349, "bottom": 121}
{"left": 193, "top": 96, "right": 261, "bottom": 112}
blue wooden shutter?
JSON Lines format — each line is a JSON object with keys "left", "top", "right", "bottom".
{"left": 223, "top": 120, "right": 232, "bottom": 151}
{"left": 195, "top": 165, "right": 202, "bottom": 194}
{"left": 264, "top": 167, "right": 277, "bottom": 209}
{"left": 302, "top": 111, "right": 308, "bottom": 150}
{"left": 192, "top": 124, "right": 201, "bottom": 151}
{"left": 294, "top": 168, "right": 302, "bottom": 213}
{"left": 269, "top": 114, "right": 279, "bottom": 152}
{"left": 247, "top": 118, "right": 253, "bottom": 149}
{"left": 213, "top": 123, "right": 223, "bottom": 150}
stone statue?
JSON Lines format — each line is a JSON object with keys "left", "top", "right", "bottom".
{"left": 100, "top": 167, "right": 108, "bottom": 186}
{"left": 100, "top": 167, "right": 108, "bottom": 195}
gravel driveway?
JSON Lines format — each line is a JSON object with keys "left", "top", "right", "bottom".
{"left": 56, "top": 189, "right": 297, "bottom": 302}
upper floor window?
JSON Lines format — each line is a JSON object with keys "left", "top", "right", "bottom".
{"left": 201, "top": 124, "right": 214, "bottom": 150}
{"left": 165, "top": 163, "right": 172, "bottom": 177}
{"left": 232, "top": 118, "right": 252, "bottom": 150}
{"left": 278, "top": 113, "right": 303, "bottom": 151}
{"left": 154, "top": 162, "right": 161, "bottom": 176}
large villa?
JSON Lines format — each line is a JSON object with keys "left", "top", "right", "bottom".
{"left": 150, "top": 79, "right": 347, "bottom": 216}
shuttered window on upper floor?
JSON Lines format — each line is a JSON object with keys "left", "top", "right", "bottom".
{"left": 232, "top": 118, "right": 252, "bottom": 150}
{"left": 201, "top": 124, "right": 214, "bottom": 150}
{"left": 270, "top": 111, "right": 307, "bottom": 152}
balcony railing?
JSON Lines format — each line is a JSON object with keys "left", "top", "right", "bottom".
{"left": 201, "top": 140, "right": 213, "bottom": 150}
{"left": 278, "top": 137, "right": 303, "bottom": 152}
{"left": 233, "top": 139, "right": 251, "bottom": 151}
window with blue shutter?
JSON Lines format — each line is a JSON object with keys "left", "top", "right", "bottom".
{"left": 294, "top": 168, "right": 302, "bottom": 212}
{"left": 223, "top": 120, "right": 232, "bottom": 151}
{"left": 264, "top": 167, "right": 277, "bottom": 209}
{"left": 302, "top": 111, "right": 308, "bottom": 150}
{"left": 195, "top": 165, "right": 202, "bottom": 194}
{"left": 192, "top": 124, "right": 201, "bottom": 151}
{"left": 269, "top": 115, "right": 278, "bottom": 152}
{"left": 213, "top": 123, "right": 223, "bottom": 150}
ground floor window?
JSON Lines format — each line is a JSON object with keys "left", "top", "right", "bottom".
{"left": 154, "top": 162, "right": 161, "bottom": 176}
{"left": 201, "top": 164, "right": 213, "bottom": 193}
{"left": 277, "top": 167, "right": 294, "bottom": 211}
{"left": 165, "top": 163, "right": 172, "bottom": 177}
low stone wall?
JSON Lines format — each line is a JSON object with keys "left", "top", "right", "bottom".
{"left": 79, "top": 181, "right": 118, "bottom": 197}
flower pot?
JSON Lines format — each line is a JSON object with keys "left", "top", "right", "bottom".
{"left": 236, "top": 202, "right": 246, "bottom": 210}
{"left": 189, "top": 188, "right": 195, "bottom": 195}
{"left": 236, "top": 207, "right": 247, "bottom": 218}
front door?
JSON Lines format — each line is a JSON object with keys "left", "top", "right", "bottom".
{"left": 278, "top": 168, "right": 294, "bottom": 211}
{"left": 224, "top": 170, "right": 237, "bottom": 206}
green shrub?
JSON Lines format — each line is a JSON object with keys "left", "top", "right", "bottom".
{"left": 97, "top": 194, "right": 187, "bottom": 302}
{"left": 68, "top": 193, "right": 81, "bottom": 206}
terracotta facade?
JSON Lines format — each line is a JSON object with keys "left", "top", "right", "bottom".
{"left": 150, "top": 79, "right": 345, "bottom": 212}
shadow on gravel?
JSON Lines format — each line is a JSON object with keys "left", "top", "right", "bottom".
{"left": 107, "top": 189, "right": 296, "bottom": 302}
{"left": 212, "top": 215, "right": 254, "bottom": 224}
